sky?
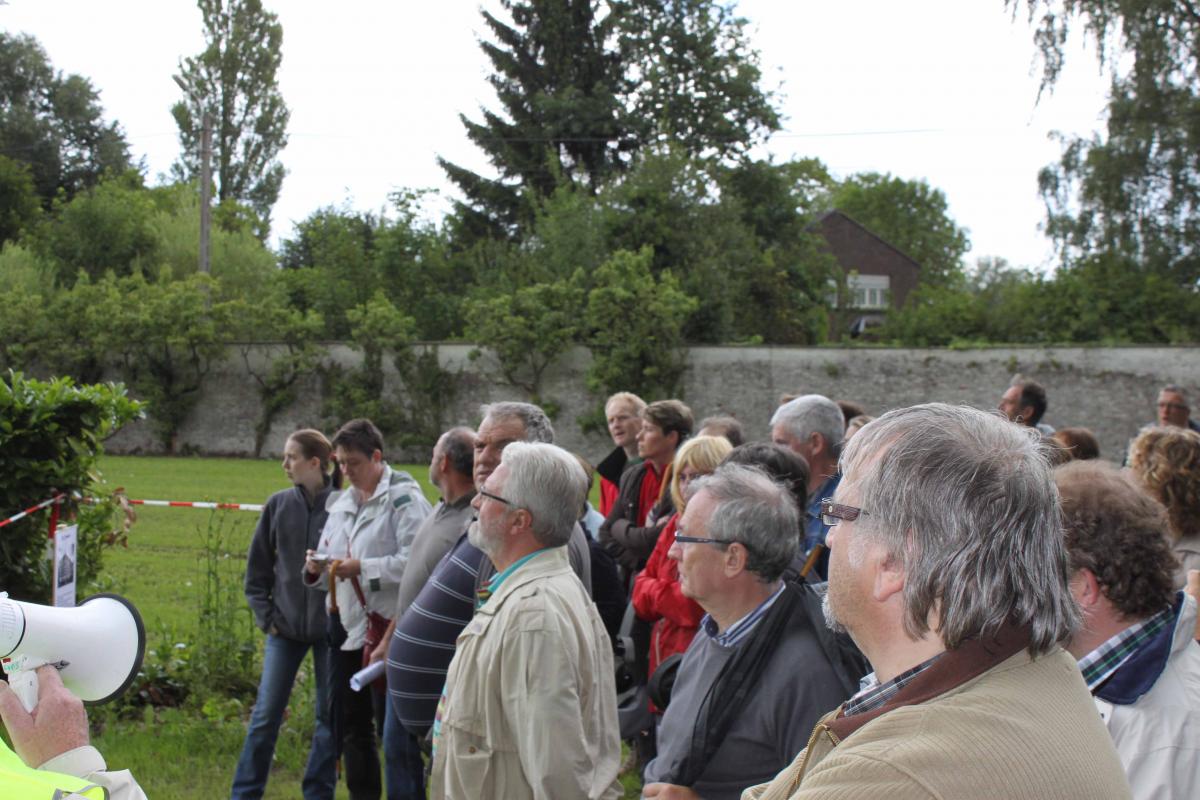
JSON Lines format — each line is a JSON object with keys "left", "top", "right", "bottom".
{"left": 2, "top": 1, "right": 1111, "bottom": 271}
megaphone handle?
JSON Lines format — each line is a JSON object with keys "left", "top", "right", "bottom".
{"left": 10, "top": 669, "right": 39, "bottom": 713}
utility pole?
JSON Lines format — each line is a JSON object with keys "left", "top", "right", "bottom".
{"left": 173, "top": 75, "right": 212, "bottom": 274}
{"left": 199, "top": 111, "right": 212, "bottom": 274}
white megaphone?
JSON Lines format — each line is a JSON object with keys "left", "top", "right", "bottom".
{"left": 0, "top": 592, "right": 146, "bottom": 713}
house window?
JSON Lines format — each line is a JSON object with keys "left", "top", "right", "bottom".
{"left": 846, "top": 274, "right": 890, "bottom": 310}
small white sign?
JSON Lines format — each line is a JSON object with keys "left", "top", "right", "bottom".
{"left": 53, "top": 524, "right": 77, "bottom": 608}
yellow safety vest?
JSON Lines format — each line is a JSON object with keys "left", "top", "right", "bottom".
{"left": 0, "top": 739, "right": 107, "bottom": 799}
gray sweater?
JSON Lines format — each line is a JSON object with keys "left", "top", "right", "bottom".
{"left": 643, "top": 604, "right": 851, "bottom": 800}
{"left": 244, "top": 481, "right": 331, "bottom": 643}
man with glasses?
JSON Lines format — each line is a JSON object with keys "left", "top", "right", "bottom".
{"left": 641, "top": 464, "right": 859, "bottom": 800}
{"left": 736, "top": 403, "right": 1129, "bottom": 800}
{"left": 429, "top": 442, "right": 620, "bottom": 800}
{"left": 1154, "top": 384, "right": 1200, "bottom": 432}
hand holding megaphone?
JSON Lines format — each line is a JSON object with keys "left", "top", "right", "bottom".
{"left": 0, "top": 592, "right": 145, "bottom": 713}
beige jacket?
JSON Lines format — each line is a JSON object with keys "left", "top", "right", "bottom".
{"left": 743, "top": 647, "right": 1130, "bottom": 800}
{"left": 430, "top": 547, "right": 621, "bottom": 800}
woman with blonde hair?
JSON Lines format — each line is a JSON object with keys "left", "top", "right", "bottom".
{"left": 632, "top": 435, "right": 733, "bottom": 701}
{"left": 1128, "top": 425, "right": 1200, "bottom": 588}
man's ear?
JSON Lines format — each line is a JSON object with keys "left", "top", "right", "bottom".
{"left": 1069, "top": 568, "right": 1103, "bottom": 610}
{"left": 724, "top": 542, "right": 749, "bottom": 577}
{"left": 372, "top": 449, "right": 384, "bottom": 464}
{"left": 871, "top": 547, "right": 905, "bottom": 604}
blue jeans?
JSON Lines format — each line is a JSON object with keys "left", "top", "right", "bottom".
{"left": 231, "top": 634, "right": 336, "bottom": 800}
{"left": 383, "top": 689, "right": 425, "bottom": 800}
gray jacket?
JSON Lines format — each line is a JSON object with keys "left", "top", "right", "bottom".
{"left": 244, "top": 480, "right": 331, "bottom": 643}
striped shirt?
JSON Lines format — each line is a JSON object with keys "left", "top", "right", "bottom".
{"left": 843, "top": 652, "right": 943, "bottom": 718}
{"left": 1077, "top": 605, "right": 1175, "bottom": 691}
{"left": 386, "top": 532, "right": 485, "bottom": 733}
{"left": 700, "top": 582, "right": 786, "bottom": 648}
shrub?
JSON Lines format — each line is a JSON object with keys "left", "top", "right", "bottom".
{"left": 0, "top": 371, "right": 143, "bottom": 601}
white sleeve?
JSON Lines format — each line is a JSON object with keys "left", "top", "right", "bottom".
{"left": 40, "top": 746, "right": 149, "bottom": 800}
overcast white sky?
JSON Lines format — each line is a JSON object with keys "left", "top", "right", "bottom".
{"left": 2, "top": 1, "right": 1109, "bottom": 271}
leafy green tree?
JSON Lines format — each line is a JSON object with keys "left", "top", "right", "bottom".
{"left": 33, "top": 170, "right": 159, "bottom": 285}
{"left": 231, "top": 294, "right": 326, "bottom": 456}
{"left": 147, "top": 182, "right": 277, "bottom": 296}
{"left": 173, "top": 0, "right": 290, "bottom": 230}
{"left": 0, "top": 371, "right": 142, "bottom": 601}
{"left": 1009, "top": 0, "right": 1200, "bottom": 284}
{"left": 465, "top": 278, "right": 584, "bottom": 411}
{"left": 0, "top": 155, "right": 40, "bottom": 244}
{"left": 828, "top": 172, "right": 971, "bottom": 287}
{"left": 616, "top": 0, "right": 780, "bottom": 159}
{"left": 94, "top": 273, "right": 238, "bottom": 451}
{"left": 584, "top": 246, "right": 697, "bottom": 403}
{"left": 0, "top": 33, "right": 132, "bottom": 208}
{"left": 279, "top": 206, "right": 380, "bottom": 337}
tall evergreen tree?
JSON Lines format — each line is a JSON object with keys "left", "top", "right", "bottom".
{"left": 172, "top": 0, "right": 290, "bottom": 233}
{"left": 441, "top": 0, "right": 780, "bottom": 241}
{"left": 439, "top": 0, "right": 629, "bottom": 239}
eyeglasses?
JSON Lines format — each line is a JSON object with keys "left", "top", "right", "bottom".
{"left": 478, "top": 488, "right": 518, "bottom": 508}
{"left": 1158, "top": 402, "right": 1188, "bottom": 412}
{"left": 820, "top": 497, "right": 868, "bottom": 527}
{"left": 673, "top": 530, "right": 729, "bottom": 547}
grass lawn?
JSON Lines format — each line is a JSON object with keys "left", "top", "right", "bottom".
{"left": 81, "top": 455, "right": 636, "bottom": 799}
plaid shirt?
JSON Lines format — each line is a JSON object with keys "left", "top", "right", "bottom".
{"left": 700, "top": 582, "right": 785, "bottom": 647}
{"left": 1077, "top": 605, "right": 1175, "bottom": 691}
{"left": 842, "top": 652, "right": 943, "bottom": 718}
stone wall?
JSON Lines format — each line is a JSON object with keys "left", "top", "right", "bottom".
{"left": 104, "top": 344, "right": 1200, "bottom": 465}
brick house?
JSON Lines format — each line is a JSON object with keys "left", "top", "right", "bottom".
{"left": 815, "top": 210, "right": 921, "bottom": 337}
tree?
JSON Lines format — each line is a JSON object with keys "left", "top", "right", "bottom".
{"left": 584, "top": 247, "right": 697, "bottom": 403}
{"left": 440, "top": 0, "right": 780, "bottom": 239}
{"left": 1008, "top": 1, "right": 1200, "bottom": 284}
{"left": 438, "top": 0, "right": 629, "bottom": 238}
{"left": 828, "top": 172, "right": 971, "bottom": 288}
{"left": 33, "top": 170, "right": 158, "bottom": 286}
{"left": 465, "top": 278, "right": 584, "bottom": 411}
{"left": 173, "top": 0, "right": 290, "bottom": 231}
{"left": 0, "top": 33, "right": 132, "bottom": 208}
{"left": 616, "top": 0, "right": 780, "bottom": 160}
{"left": 0, "top": 155, "right": 40, "bottom": 244}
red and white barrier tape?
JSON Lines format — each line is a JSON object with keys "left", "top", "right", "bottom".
{"left": 0, "top": 494, "right": 65, "bottom": 530}
{"left": 1, "top": 494, "right": 263, "bottom": 529}
{"left": 124, "top": 498, "right": 263, "bottom": 512}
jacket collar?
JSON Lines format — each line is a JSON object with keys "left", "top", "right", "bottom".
{"left": 1095, "top": 591, "right": 1191, "bottom": 705}
{"left": 327, "top": 464, "right": 395, "bottom": 515}
{"left": 475, "top": 546, "right": 572, "bottom": 618}
{"left": 828, "top": 622, "right": 1033, "bottom": 741}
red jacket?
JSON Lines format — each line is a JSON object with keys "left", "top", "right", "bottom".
{"left": 631, "top": 513, "right": 704, "bottom": 708}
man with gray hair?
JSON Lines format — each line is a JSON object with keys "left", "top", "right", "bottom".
{"left": 386, "top": 401, "right": 590, "bottom": 743}
{"left": 769, "top": 394, "right": 845, "bottom": 579}
{"left": 430, "top": 442, "right": 621, "bottom": 800}
{"left": 1154, "top": 384, "right": 1200, "bottom": 432}
{"left": 641, "top": 464, "right": 861, "bottom": 800}
{"left": 734, "top": 403, "right": 1129, "bottom": 800}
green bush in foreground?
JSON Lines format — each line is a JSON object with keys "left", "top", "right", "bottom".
{"left": 0, "top": 371, "right": 142, "bottom": 601}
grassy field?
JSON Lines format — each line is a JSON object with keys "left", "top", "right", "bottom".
{"left": 81, "top": 455, "right": 635, "bottom": 799}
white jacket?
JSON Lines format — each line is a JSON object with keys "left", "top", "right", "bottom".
{"left": 310, "top": 465, "right": 432, "bottom": 650}
{"left": 1096, "top": 592, "right": 1200, "bottom": 800}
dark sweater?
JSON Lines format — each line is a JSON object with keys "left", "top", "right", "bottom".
{"left": 643, "top": 599, "right": 852, "bottom": 800}
{"left": 244, "top": 481, "right": 332, "bottom": 644}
